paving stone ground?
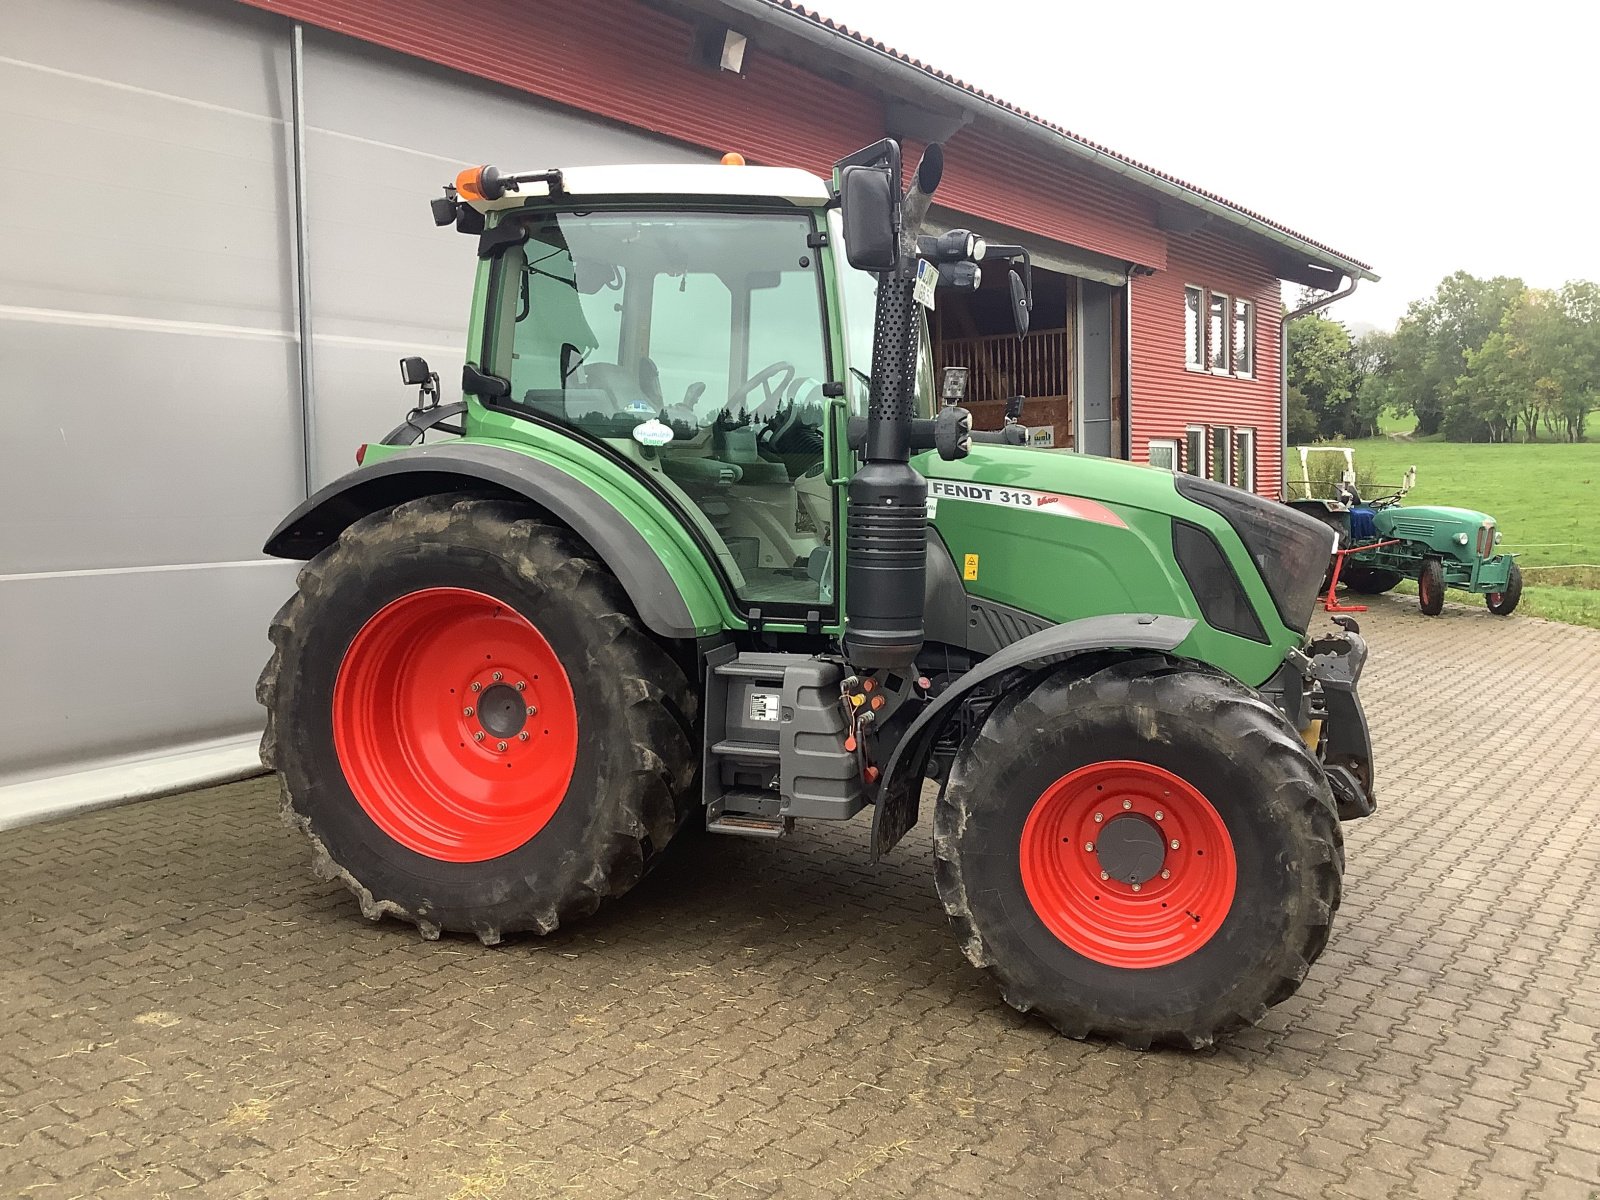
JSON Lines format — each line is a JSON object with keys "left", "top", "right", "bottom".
{"left": 4, "top": 596, "right": 1600, "bottom": 1199}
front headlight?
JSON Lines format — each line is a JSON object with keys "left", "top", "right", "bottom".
{"left": 1173, "top": 475, "right": 1331, "bottom": 634}
{"left": 1454, "top": 532, "right": 1469, "bottom": 545}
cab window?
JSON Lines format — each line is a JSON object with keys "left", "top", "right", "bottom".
{"left": 486, "top": 209, "right": 835, "bottom": 611}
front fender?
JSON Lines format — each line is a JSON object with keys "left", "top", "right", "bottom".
{"left": 264, "top": 441, "right": 722, "bottom": 639}
{"left": 871, "top": 613, "right": 1197, "bottom": 858}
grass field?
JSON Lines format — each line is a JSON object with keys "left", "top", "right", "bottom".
{"left": 1286, "top": 433, "right": 1600, "bottom": 628}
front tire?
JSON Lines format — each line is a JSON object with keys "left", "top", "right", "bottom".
{"left": 1418, "top": 557, "right": 1446, "bottom": 615}
{"left": 1486, "top": 561, "right": 1522, "bottom": 615}
{"left": 933, "top": 657, "right": 1342, "bottom": 1049}
{"left": 257, "top": 495, "right": 697, "bottom": 943}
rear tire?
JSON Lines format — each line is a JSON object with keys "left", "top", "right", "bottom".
{"left": 1343, "top": 566, "right": 1403, "bottom": 595}
{"left": 1486, "top": 561, "right": 1522, "bottom": 616}
{"left": 1418, "top": 557, "right": 1446, "bottom": 616}
{"left": 933, "top": 656, "right": 1342, "bottom": 1049}
{"left": 257, "top": 495, "right": 697, "bottom": 944}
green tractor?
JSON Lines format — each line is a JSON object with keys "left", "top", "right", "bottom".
{"left": 259, "top": 141, "right": 1376, "bottom": 1048}
{"left": 1288, "top": 447, "right": 1522, "bottom": 617}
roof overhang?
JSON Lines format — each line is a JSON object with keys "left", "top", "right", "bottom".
{"left": 663, "top": 0, "right": 1378, "bottom": 285}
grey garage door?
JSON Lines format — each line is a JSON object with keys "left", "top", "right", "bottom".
{"left": 0, "top": 0, "right": 707, "bottom": 820}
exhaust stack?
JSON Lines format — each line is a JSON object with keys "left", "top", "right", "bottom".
{"left": 835, "top": 140, "right": 943, "bottom": 669}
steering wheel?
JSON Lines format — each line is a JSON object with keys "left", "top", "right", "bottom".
{"left": 723, "top": 360, "right": 796, "bottom": 421}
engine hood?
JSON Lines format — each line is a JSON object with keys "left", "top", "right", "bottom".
{"left": 1373, "top": 504, "right": 1493, "bottom": 528}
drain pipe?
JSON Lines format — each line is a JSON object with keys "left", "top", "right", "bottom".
{"left": 1280, "top": 276, "right": 1359, "bottom": 498}
{"left": 289, "top": 22, "right": 317, "bottom": 498}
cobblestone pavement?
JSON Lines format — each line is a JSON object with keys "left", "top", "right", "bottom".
{"left": 4, "top": 597, "right": 1600, "bottom": 1199}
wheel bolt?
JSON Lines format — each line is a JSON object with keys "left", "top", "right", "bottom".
{"left": 1131, "top": 882, "right": 1141, "bottom": 892}
{"left": 492, "top": 671, "right": 503, "bottom": 682}
{"left": 1161, "top": 869, "right": 1171, "bottom": 879}
{"left": 516, "top": 681, "right": 526, "bottom": 691}
{"left": 474, "top": 731, "right": 485, "bottom": 742}
{"left": 463, "top": 706, "right": 474, "bottom": 716}
{"left": 526, "top": 705, "right": 537, "bottom": 716}
{"left": 1122, "top": 799, "right": 1132, "bottom": 810}
{"left": 1154, "top": 810, "right": 1164, "bottom": 821}
{"left": 1099, "top": 871, "right": 1109, "bottom": 881}
{"left": 496, "top": 741, "right": 508, "bottom": 752}
{"left": 1093, "top": 812, "right": 1104, "bottom": 823}
{"left": 1170, "top": 839, "right": 1180, "bottom": 850}
{"left": 1085, "top": 841, "right": 1095, "bottom": 852}
{"left": 518, "top": 731, "right": 529, "bottom": 742}
{"left": 470, "top": 682, "right": 482, "bottom": 693}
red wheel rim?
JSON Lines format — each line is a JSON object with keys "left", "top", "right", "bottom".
{"left": 1019, "top": 761, "right": 1236, "bottom": 969}
{"left": 332, "top": 587, "right": 578, "bottom": 862}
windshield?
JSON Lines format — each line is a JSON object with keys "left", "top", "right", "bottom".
{"left": 833, "top": 217, "right": 937, "bottom": 420}
{"left": 484, "top": 208, "right": 837, "bottom": 610}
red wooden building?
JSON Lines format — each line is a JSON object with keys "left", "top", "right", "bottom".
{"left": 239, "top": 0, "right": 1374, "bottom": 499}
{"left": 0, "top": 0, "right": 1377, "bottom": 811}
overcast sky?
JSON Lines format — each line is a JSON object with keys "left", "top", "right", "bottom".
{"left": 815, "top": 0, "right": 1598, "bottom": 331}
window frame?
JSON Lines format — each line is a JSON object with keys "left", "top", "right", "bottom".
{"left": 1184, "top": 424, "right": 1207, "bottom": 477}
{"left": 1209, "top": 425, "right": 1234, "bottom": 485}
{"left": 1207, "top": 291, "right": 1231, "bottom": 374}
{"left": 1233, "top": 298, "right": 1255, "bottom": 380}
{"left": 1235, "top": 427, "right": 1256, "bottom": 493}
{"left": 1148, "top": 438, "right": 1181, "bottom": 471}
{"left": 1183, "top": 284, "right": 1205, "bottom": 372}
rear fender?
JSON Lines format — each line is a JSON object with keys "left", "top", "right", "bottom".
{"left": 264, "top": 441, "right": 721, "bottom": 639}
{"left": 871, "top": 613, "right": 1198, "bottom": 858}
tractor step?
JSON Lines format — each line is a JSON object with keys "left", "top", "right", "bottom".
{"left": 706, "top": 810, "right": 790, "bottom": 838}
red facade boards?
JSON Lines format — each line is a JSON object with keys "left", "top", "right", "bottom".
{"left": 236, "top": 0, "right": 1334, "bottom": 499}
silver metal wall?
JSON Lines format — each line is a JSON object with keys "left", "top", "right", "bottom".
{"left": 0, "top": 0, "right": 707, "bottom": 819}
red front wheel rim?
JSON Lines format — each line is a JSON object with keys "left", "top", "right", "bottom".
{"left": 332, "top": 587, "right": 579, "bottom": 862}
{"left": 1019, "top": 761, "right": 1237, "bottom": 969}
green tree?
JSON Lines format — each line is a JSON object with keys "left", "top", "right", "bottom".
{"left": 1384, "top": 272, "right": 1526, "bottom": 437}
{"left": 1287, "top": 315, "right": 1358, "bottom": 439}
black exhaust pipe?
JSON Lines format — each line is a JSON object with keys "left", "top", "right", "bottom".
{"left": 841, "top": 142, "right": 942, "bottom": 669}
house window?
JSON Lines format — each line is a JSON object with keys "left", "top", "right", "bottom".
{"left": 1233, "top": 299, "right": 1255, "bottom": 378}
{"left": 1208, "top": 293, "right": 1229, "bottom": 372}
{"left": 1210, "top": 426, "right": 1233, "bottom": 484}
{"left": 1184, "top": 286, "right": 1204, "bottom": 369}
{"left": 1235, "top": 428, "right": 1256, "bottom": 492}
{"left": 1184, "top": 425, "right": 1207, "bottom": 476}
{"left": 1148, "top": 438, "right": 1181, "bottom": 471}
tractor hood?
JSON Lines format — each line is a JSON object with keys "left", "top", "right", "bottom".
{"left": 1372, "top": 504, "right": 1493, "bottom": 528}
{"left": 915, "top": 445, "right": 1332, "bottom": 686}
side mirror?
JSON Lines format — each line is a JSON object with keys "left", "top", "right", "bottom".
{"left": 399, "top": 356, "right": 432, "bottom": 386}
{"left": 1008, "top": 270, "right": 1030, "bottom": 340}
{"left": 840, "top": 165, "right": 898, "bottom": 271}
{"left": 934, "top": 406, "right": 972, "bottom": 461}
{"left": 1403, "top": 465, "right": 1417, "bottom": 492}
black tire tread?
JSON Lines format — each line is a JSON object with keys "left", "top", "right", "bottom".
{"left": 257, "top": 494, "right": 697, "bottom": 943}
{"left": 932, "top": 655, "right": 1343, "bottom": 1050}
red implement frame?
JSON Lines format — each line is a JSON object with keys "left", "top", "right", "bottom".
{"left": 1322, "top": 539, "right": 1401, "bottom": 612}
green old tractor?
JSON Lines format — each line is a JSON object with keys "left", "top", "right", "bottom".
{"left": 1289, "top": 447, "right": 1522, "bottom": 617}
{"left": 259, "top": 141, "right": 1377, "bottom": 1049}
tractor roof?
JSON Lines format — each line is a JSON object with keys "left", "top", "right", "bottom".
{"left": 466, "top": 164, "right": 831, "bottom": 211}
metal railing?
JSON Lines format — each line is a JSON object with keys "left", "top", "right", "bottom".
{"left": 934, "top": 328, "right": 1071, "bottom": 407}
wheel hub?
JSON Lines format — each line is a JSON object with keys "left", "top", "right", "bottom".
{"left": 1018, "top": 760, "right": 1237, "bottom": 969}
{"left": 332, "top": 586, "right": 578, "bottom": 862}
{"left": 475, "top": 682, "right": 528, "bottom": 740}
{"left": 1095, "top": 814, "right": 1165, "bottom": 886}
